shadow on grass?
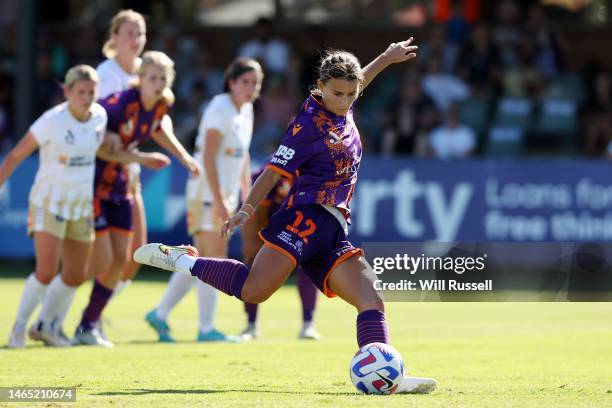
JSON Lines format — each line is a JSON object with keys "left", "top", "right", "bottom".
{"left": 95, "top": 388, "right": 356, "bottom": 396}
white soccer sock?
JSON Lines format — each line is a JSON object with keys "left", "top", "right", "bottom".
{"left": 175, "top": 254, "right": 198, "bottom": 275}
{"left": 197, "top": 281, "right": 218, "bottom": 333}
{"left": 155, "top": 272, "right": 195, "bottom": 321}
{"left": 111, "top": 279, "right": 132, "bottom": 299}
{"left": 14, "top": 273, "right": 48, "bottom": 326}
{"left": 37, "top": 274, "right": 77, "bottom": 329}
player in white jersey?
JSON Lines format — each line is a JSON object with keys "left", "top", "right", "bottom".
{"left": 95, "top": 9, "right": 149, "bottom": 299}
{"left": 145, "top": 58, "right": 264, "bottom": 342}
{"left": 3, "top": 66, "right": 107, "bottom": 348}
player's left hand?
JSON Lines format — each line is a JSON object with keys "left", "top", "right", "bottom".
{"left": 383, "top": 37, "right": 418, "bottom": 64}
{"left": 221, "top": 211, "right": 249, "bottom": 237}
{"left": 184, "top": 156, "right": 201, "bottom": 177}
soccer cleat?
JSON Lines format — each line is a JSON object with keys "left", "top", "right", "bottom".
{"left": 28, "top": 322, "right": 71, "bottom": 347}
{"left": 298, "top": 326, "right": 321, "bottom": 340}
{"left": 57, "top": 328, "right": 71, "bottom": 344}
{"left": 8, "top": 323, "right": 26, "bottom": 349}
{"left": 133, "top": 244, "right": 198, "bottom": 272}
{"left": 240, "top": 324, "right": 260, "bottom": 341}
{"left": 395, "top": 376, "right": 438, "bottom": 394}
{"left": 72, "top": 326, "right": 114, "bottom": 348}
{"left": 145, "top": 309, "right": 175, "bottom": 343}
{"left": 197, "top": 328, "right": 240, "bottom": 343}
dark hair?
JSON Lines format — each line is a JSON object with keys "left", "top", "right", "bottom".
{"left": 223, "top": 57, "right": 263, "bottom": 92}
{"left": 317, "top": 49, "right": 363, "bottom": 84}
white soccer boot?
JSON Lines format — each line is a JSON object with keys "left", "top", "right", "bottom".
{"left": 8, "top": 322, "right": 26, "bottom": 349}
{"left": 395, "top": 376, "right": 438, "bottom": 394}
{"left": 28, "top": 322, "right": 71, "bottom": 347}
{"left": 298, "top": 322, "right": 321, "bottom": 340}
{"left": 133, "top": 244, "right": 198, "bottom": 273}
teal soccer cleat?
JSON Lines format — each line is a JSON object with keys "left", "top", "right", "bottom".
{"left": 145, "top": 309, "right": 175, "bottom": 343}
{"left": 197, "top": 328, "right": 240, "bottom": 343}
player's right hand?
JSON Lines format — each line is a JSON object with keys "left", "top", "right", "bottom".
{"left": 221, "top": 211, "right": 249, "bottom": 237}
{"left": 141, "top": 152, "right": 171, "bottom": 170}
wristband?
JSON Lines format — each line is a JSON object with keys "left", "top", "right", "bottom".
{"left": 238, "top": 210, "right": 250, "bottom": 218}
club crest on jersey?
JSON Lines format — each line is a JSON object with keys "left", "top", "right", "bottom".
{"left": 292, "top": 124, "right": 303, "bottom": 136}
{"left": 65, "top": 130, "right": 75, "bottom": 145}
{"left": 328, "top": 131, "right": 343, "bottom": 144}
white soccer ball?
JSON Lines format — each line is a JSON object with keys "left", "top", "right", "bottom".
{"left": 349, "top": 342, "right": 404, "bottom": 394}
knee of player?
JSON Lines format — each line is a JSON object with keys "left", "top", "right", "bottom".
{"left": 241, "top": 287, "right": 272, "bottom": 304}
{"left": 111, "top": 251, "right": 131, "bottom": 268}
{"left": 34, "top": 270, "right": 55, "bottom": 285}
{"left": 60, "top": 273, "right": 85, "bottom": 287}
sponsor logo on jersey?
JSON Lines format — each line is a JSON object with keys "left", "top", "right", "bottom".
{"left": 224, "top": 147, "right": 244, "bottom": 158}
{"left": 271, "top": 145, "right": 296, "bottom": 166}
{"left": 65, "top": 130, "right": 75, "bottom": 145}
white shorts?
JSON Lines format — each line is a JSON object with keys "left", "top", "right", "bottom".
{"left": 187, "top": 200, "right": 223, "bottom": 235}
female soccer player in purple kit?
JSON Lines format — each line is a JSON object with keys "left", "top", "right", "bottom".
{"left": 74, "top": 51, "right": 200, "bottom": 347}
{"left": 240, "top": 162, "right": 320, "bottom": 341}
{"left": 135, "top": 38, "right": 437, "bottom": 393}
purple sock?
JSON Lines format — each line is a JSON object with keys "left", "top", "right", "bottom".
{"left": 296, "top": 267, "right": 318, "bottom": 322}
{"left": 79, "top": 280, "right": 113, "bottom": 330}
{"left": 356, "top": 309, "right": 390, "bottom": 347}
{"left": 244, "top": 302, "right": 258, "bottom": 324}
{"left": 190, "top": 258, "right": 249, "bottom": 301}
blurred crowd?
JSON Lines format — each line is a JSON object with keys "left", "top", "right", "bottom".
{"left": 0, "top": 0, "right": 611, "bottom": 160}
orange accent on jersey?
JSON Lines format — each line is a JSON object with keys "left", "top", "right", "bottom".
{"left": 152, "top": 104, "right": 168, "bottom": 132}
{"left": 267, "top": 164, "right": 294, "bottom": 180}
{"left": 322, "top": 248, "right": 363, "bottom": 298}
{"left": 287, "top": 194, "right": 294, "bottom": 207}
{"left": 141, "top": 123, "right": 149, "bottom": 135}
{"left": 58, "top": 155, "right": 68, "bottom": 165}
{"left": 313, "top": 110, "right": 335, "bottom": 134}
{"left": 93, "top": 198, "right": 101, "bottom": 218}
{"left": 120, "top": 101, "right": 140, "bottom": 145}
{"left": 292, "top": 124, "right": 303, "bottom": 136}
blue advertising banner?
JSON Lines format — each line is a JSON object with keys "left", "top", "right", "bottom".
{"left": 0, "top": 157, "right": 609, "bottom": 258}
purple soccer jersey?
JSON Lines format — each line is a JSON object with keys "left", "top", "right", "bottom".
{"left": 267, "top": 94, "right": 362, "bottom": 220}
{"left": 94, "top": 88, "right": 169, "bottom": 201}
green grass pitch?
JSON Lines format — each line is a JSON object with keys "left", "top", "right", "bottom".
{"left": 1, "top": 275, "right": 612, "bottom": 407}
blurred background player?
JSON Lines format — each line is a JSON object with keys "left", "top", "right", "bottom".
{"left": 52, "top": 9, "right": 152, "bottom": 337}
{"left": 240, "top": 161, "right": 320, "bottom": 341}
{"left": 73, "top": 51, "right": 200, "bottom": 347}
{"left": 97, "top": 9, "right": 170, "bottom": 302}
{"left": 145, "top": 57, "right": 263, "bottom": 343}
{"left": 135, "top": 39, "right": 437, "bottom": 393}
{"left": 4, "top": 65, "right": 107, "bottom": 348}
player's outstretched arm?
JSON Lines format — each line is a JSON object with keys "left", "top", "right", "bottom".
{"left": 361, "top": 37, "right": 418, "bottom": 91}
{"left": 151, "top": 125, "right": 201, "bottom": 177}
{"left": 0, "top": 132, "right": 38, "bottom": 187}
{"left": 97, "top": 131, "right": 171, "bottom": 169}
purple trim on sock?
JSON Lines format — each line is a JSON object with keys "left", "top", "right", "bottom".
{"left": 244, "top": 302, "right": 258, "bottom": 324}
{"left": 296, "top": 267, "right": 318, "bottom": 322}
{"left": 79, "top": 280, "right": 113, "bottom": 329}
{"left": 191, "top": 258, "right": 249, "bottom": 300}
{"left": 356, "top": 309, "right": 390, "bottom": 347}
